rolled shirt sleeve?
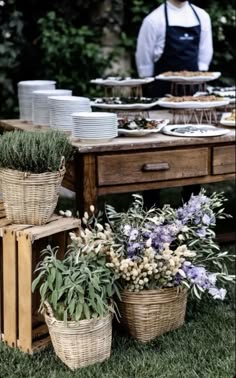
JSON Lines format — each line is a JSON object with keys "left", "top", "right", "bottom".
{"left": 135, "top": 16, "right": 165, "bottom": 78}
{"left": 198, "top": 11, "right": 213, "bottom": 71}
{"left": 135, "top": 19, "right": 156, "bottom": 77}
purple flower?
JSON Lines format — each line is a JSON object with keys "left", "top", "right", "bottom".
{"left": 178, "top": 262, "right": 227, "bottom": 300}
{"left": 127, "top": 242, "right": 141, "bottom": 258}
{"left": 196, "top": 227, "right": 207, "bottom": 238}
{"left": 202, "top": 213, "right": 211, "bottom": 226}
{"left": 129, "top": 228, "right": 139, "bottom": 241}
{"left": 208, "top": 287, "right": 227, "bottom": 300}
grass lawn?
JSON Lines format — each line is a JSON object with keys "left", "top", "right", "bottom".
{"left": 0, "top": 285, "right": 235, "bottom": 378}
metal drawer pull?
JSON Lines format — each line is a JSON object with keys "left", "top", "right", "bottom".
{"left": 142, "top": 162, "right": 170, "bottom": 172}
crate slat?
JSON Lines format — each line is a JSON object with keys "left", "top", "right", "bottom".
{"left": 21, "top": 217, "right": 80, "bottom": 242}
{"left": 2, "top": 229, "right": 17, "bottom": 348}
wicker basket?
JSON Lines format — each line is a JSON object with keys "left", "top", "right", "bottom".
{"left": 0, "top": 163, "right": 65, "bottom": 225}
{"left": 119, "top": 287, "right": 187, "bottom": 342}
{"left": 44, "top": 302, "right": 113, "bottom": 370}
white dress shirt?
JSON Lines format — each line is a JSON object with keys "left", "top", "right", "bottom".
{"left": 135, "top": 1, "right": 213, "bottom": 77}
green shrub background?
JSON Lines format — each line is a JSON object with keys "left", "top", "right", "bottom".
{"left": 0, "top": 0, "right": 235, "bottom": 118}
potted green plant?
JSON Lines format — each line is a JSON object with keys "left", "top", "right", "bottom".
{"left": 105, "top": 191, "right": 235, "bottom": 342}
{"left": 0, "top": 129, "right": 72, "bottom": 225}
{"left": 32, "top": 207, "right": 120, "bottom": 370}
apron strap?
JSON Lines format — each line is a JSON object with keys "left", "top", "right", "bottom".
{"left": 189, "top": 3, "right": 201, "bottom": 26}
{"left": 164, "top": 1, "right": 169, "bottom": 27}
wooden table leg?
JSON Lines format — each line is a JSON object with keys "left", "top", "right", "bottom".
{"left": 74, "top": 153, "right": 98, "bottom": 215}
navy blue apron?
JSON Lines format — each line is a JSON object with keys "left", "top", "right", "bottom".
{"left": 152, "top": 1, "right": 201, "bottom": 97}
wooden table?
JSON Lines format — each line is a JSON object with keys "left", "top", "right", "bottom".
{"left": 0, "top": 114, "right": 235, "bottom": 218}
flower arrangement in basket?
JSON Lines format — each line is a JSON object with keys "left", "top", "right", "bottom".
{"left": 105, "top": 191, "right": 235, "bottom": 342}
{"left": 32, "top": 206, "right": 120, "bottom": 370}
{"left": 0, "top": 129, "right": 72, "bottom": 225}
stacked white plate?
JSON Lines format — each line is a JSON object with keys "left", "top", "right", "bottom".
{"left": 18, "top": 80, "right": 56, "bottom": 121}
{"left": 32, "top": 89, "right": 72, "bottom": 126}
{"left": 48, "top": 96, "right": 91, "bottom": 131}
{"left": 72, "top": 112, "right": 118, "bottom": 143}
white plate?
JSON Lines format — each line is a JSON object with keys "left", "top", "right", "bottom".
{"left": 162, "top": 124, "right": 230, "bottom": 137}
{"left": 220, "top": 113, "right": 235, "bottom": 127}
{"left": 155, "top": 72, "right": 221, "bottom": 83}
{"left": 157, "top": 98, "right": 229, "bottom": 109}
{"left": 91, "top": 99, "right": 160, "bottom": 110}
{"left": 74, "top": 138, "right": 115, "bottom": 143}
{"left": 118, "top": 119, "right": 169, "bottom": 136}
{"left": 90, "top": 77, "right": 155, "bottom": 86}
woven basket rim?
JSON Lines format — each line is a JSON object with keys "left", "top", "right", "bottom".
{"left": 122, "top": 287, "right": 187, "bottom": 296}
{"left": 44, "top": 311, "right": 112, "bottom": 327}
{"left": 0, "top": 167, "right": 65, "bottom": 177}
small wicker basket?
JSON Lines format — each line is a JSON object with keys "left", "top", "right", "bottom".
{"left": 0, "top": 161, "right": 65, "bottom": 225}
{"left": 119, "top": 287, "right": 187, "bottom": 342}
{"left": 44, "top": 301, "right": 113, "bottom": 370}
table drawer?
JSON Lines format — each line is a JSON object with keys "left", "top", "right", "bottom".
{"left": 97, "top": 148, "right": 209, "bottom": 186}
{"left": 213, "top": 145, "right": 236, "bottom": 175}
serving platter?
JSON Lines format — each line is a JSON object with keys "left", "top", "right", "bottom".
{"left": 220, "top": 112, "right": 235, "bottom": 127}
{"left": 90, "top": 77, "right": 155, "bottom": 86}
{"left": 118, "top": 118, "right": 169, "bottom": 136}
{"left": 162, "top": 124, "right": 230, "bottom": 137}
{"left": 194, "top": 91, "right": 235, "bottom": 104}
{"left": 156, "top": 71, "right": 221, "bottom": 83}
{"left": 91, "top": 97, "right": 160, "bottom": 109}
{"left": 157, "top": 97, "right": 229, "bottom": 109}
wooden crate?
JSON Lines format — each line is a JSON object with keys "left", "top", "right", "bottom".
{"left": 0, "top": 212, "right": 80, "bottom": 354}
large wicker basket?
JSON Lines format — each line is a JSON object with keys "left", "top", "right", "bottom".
{"left": 44, "top": 302, "right": 113, "bottom": 370}
{"left": 0, "top": 164, "right": 65, "bottom": 225}
{"left": 119, "top": 287, "right": 187, "bottom": 342}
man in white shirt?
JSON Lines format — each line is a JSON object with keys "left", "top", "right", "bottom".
{"left": 135, "top": 0, "right": 213, "bottom": 96}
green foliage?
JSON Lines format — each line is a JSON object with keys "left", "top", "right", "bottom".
{"left": 32, "top": 242, "right": 120, "bottom": 322}
{"left": 37, "top": 11, "right": 113, "bottom": 96}
{"left": 0, "top": 130, "right": 73, "bottom": 173}
{"left": 0, "top": 0, "right": 25, "bottom": 117}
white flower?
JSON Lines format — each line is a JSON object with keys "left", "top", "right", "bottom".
{"left": 90, "top": 205, "right": 95, "bottom": 213}
{"left": 123, "top": 224, "right": 131, "bottom": 236}
{"left": 146, "top": 238, "right": 152, "bottom": 247}
{"left": 65, "top": 210, "right": 72, "bottom": 217}
{"left": 182, "top": 226, "right": 189, "bottom": 233}
{"left": 220, "top": 16, "right": 227, "bottom": 24}
{"left": 0, "top": 1, "right": 5, "bottom": 6}
{"left": 96, "top": 223, "right": 104, "bottom": 231}
{"left": 178, "top": 234, "right": 184, "bottom": 241}
{"left": 59, "top": 210, "right": 65, "bottom": 215}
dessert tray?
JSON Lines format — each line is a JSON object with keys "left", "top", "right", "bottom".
{"left": 118, "top": 118, "right": 169, "bottom": 136}
{"left": 157, "top": 95, "right": 229, "bottom": 109}
{"left": 90, "top": 77, "right": 154, "bottom": 86}
{"left": 156, "top": 71, "right": 221, "bottom": 83}
{"left": 162, "top": 124, "right": 230, "bottom": 137}
{"left": 220, "top": 111, "right": 235, "bottom": 127}
{"left": 206, "top": 86, "right": 235, "bottom": 103}
{"left": 91, "top": 97, "right": 160, "bottom": 109}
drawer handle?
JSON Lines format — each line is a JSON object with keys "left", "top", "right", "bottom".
{"left": 142, "top": 162, "right": 170, "bottom": 172}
